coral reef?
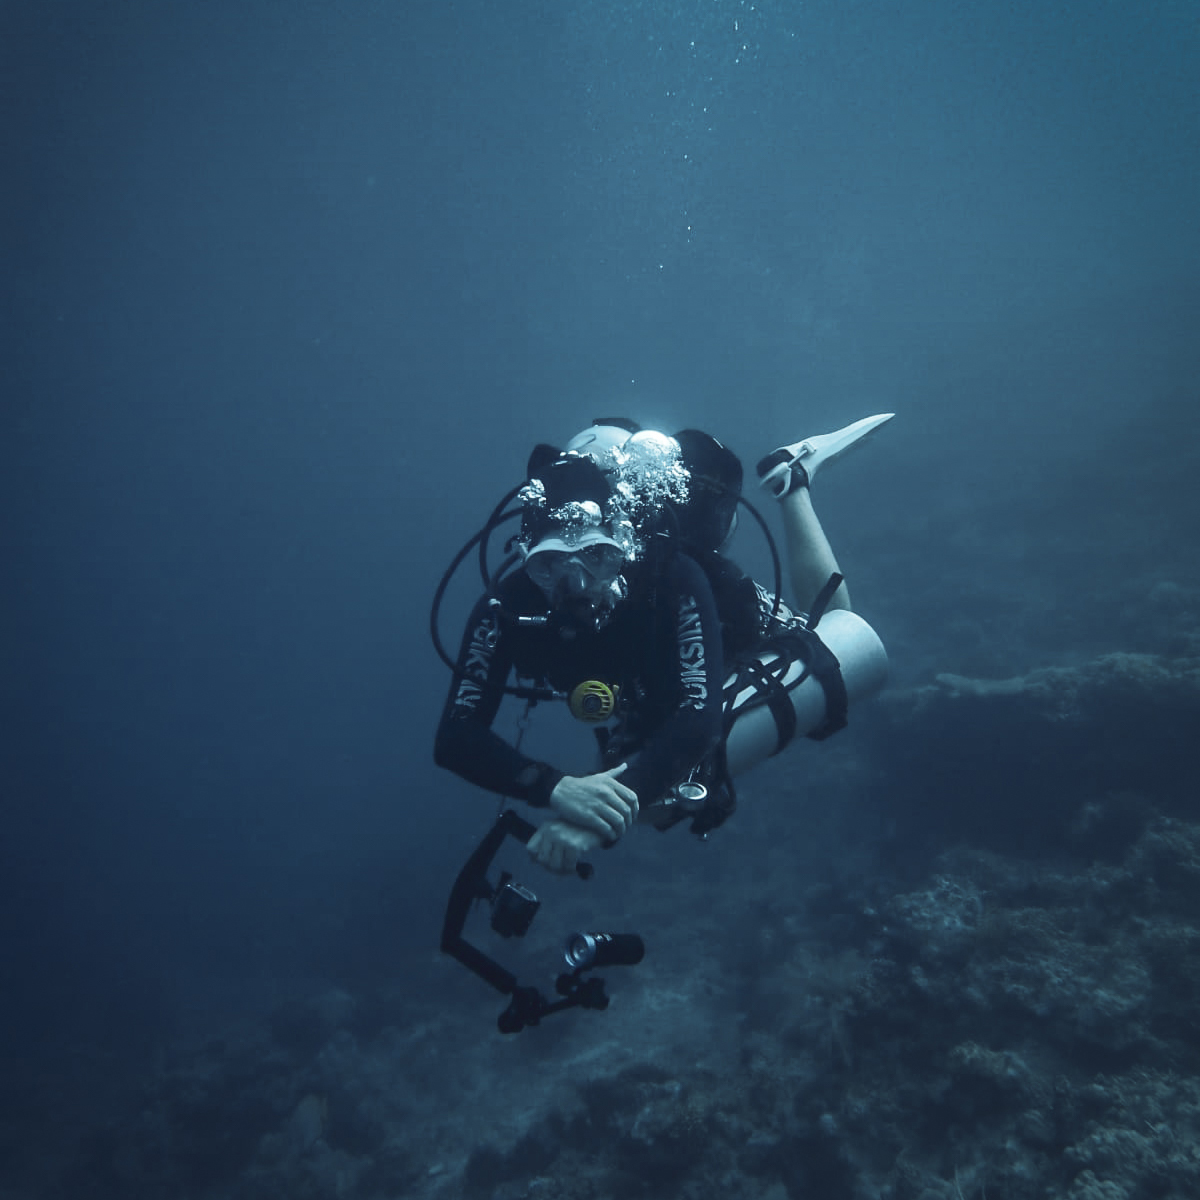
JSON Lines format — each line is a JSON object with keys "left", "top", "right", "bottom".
{"left": 15, "top": 641, "right": 1200, "bottom": 1199}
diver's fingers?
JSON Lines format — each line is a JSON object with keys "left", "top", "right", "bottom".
{"left": 598, "top": 766, "right": 638, "bottom": 803}
{"left": 602, "top": 793, "right": 636, "bottom": 831}
{"left": 527, "top": 829, "right": 547, "bottom": 866}
{"left": 572, "top": 803, "right": 619, "bottom": 838}
{"left": 612, "top": 782, "right": 640, "bottom": 805}
{"left": 594, "top": 803, "right": 626, "bottom": 838}
{"left": 529, "top": 828, "right": 569, "bottom": 874}
{"left": 601, "top": 782, "right": 639, "bottom": 821}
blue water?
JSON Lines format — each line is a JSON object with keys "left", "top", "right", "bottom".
{"left": 4, "top": 2, "right": 1198, "bottom": 1195}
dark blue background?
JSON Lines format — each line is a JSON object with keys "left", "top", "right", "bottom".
{"left": 4, "top": 0, "right": 1198, "bottom": 1056}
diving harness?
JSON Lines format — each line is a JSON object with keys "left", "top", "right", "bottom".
{"left": 430, "top": 477, "right": 852, "bottom": 839}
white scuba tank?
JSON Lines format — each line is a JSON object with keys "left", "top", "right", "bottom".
{"left": 723, "top": 608, "right": 888, "bottom": 778}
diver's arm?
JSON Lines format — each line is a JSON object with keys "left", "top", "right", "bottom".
{"left": 433, "top": 597, "right": 564, "bottom": 806}
{"left": 620, "top": 555, "right": 725, "bottom": 803}
{"left": 434, "top": 720, "right": 564, "bottom": 806}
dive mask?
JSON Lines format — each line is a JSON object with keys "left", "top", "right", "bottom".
{"left": 523, "top": 539, "right": 626, "bottom": 596}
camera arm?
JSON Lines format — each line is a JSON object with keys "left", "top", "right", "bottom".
{"left": 497, "top": 973, "right": 611, "bottom": 1034}
{"left": 441, "top": 809, "right": 529, "bottom": 995}
{"left": 441, "top": 809, "right": 607, "bottom": 1033}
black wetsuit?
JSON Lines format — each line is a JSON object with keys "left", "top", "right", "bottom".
{"left": 434, "top": 552, "right": 726, "bottom": 808}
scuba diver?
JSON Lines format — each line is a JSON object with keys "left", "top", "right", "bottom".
{"left": 433, "top": 415, "right": 893, "bottom": 875}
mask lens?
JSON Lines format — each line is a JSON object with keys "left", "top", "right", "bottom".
{"left": 576, "top": 543, "right": 624, "bottom": 580}
{"left": 525, "top": 542, "right": 624, "bottom": 595}
{"left": 525, "top": 550, "right": 569, "bottom": 592}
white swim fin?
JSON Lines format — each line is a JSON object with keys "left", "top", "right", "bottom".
{"left": 756, "top": 412, "right": 895, "bottom": 498}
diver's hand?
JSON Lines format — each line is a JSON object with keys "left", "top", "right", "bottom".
{"left": 527, "top": 820, "right": 607, "bottom": 875}
{"left": 549, "top": 764, "right": 639, "bottom": 839}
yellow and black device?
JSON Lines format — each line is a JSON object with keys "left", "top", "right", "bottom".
{"left": 568, "top": 680, "right": 618, "bottom": 723}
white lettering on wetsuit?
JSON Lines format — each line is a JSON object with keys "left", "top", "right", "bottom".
{"left": 453, "top": 610, "right": 499, "bottom": 714}
{"left": 677, "top": 593, "right": 707, "bottom": 710}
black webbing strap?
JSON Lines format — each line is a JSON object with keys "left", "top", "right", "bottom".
{"left": 802, "top": 627, "right": 848, "bottom": 741}
{"left": 805, "top": 571, "right": 843, "bottom": 632}
{"left": 725, "top": 654, "right": 806, "bottom": 756}
{"left": 722, "top": 618, "right": 849, "bottom": 750}
{"left": 800, "top": 572, "right": 849, "bottom": 741}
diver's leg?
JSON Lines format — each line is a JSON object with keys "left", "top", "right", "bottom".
{"left": 757, "top": 413, "right": 894, "bottom": 616}
{"left": 779, "top": 485, "right": 851, "bottom": 613}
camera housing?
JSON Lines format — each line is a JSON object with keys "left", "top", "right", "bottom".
{"left": 490, "top": 875, "right": 540, "bottom": 938}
